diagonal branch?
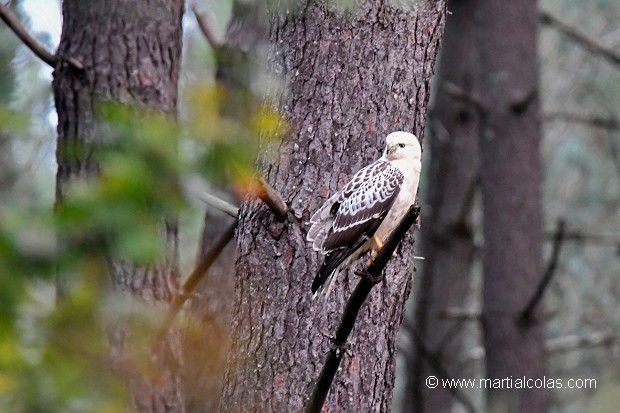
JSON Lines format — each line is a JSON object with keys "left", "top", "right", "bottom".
{"left": 186, "top": 178, "right": 287, "bottom": 220}
{"left": 0, "top": 3, "right": 83, "bottom": 70}
{"left": 154, "top": 220, "right": 237, "bottom": 344}
{"left": 254, "top": 177, "right": 289, "bottom": 221}
{"left": 193, "top": 5, "right": 224, "bottom": 49}
{"left": 0, "top": 3, "right": 55, "bottom": 66}
{"left": 539, "top": 10, "right": 620, "bottom": 69}
{"left": 519, "top": 218, "right": 566, "bottom": 325}
{"left": 442, "top": 81, "right": 485, "bottom": 111}
{"left": 304, "top": 205, "right": 420, "bottom": 413}
{"left": 195, "top": 190, "right": 240, "bottom": 218}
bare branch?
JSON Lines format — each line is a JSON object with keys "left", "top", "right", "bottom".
{"left": 305, "top": 205, "right": 420, "bottom": 413}
{"left": 0, "top": 3, "right": 55, "bottom": 66}
{"left": 519, "top": 219, "right": 566, "bottom": 325}
{"left": 0, "top": 3, "right": 83, "bottom": 70}
{"left": 254, "top": 177, "right": 289, "bottom": 221}
{"left": 442, "top": 81, "right": 484, "bottom": 110}
{"left": 441, "top": 307, "right": 481, "bottom": 321}
{"left": 544, "top": 111, "right": 620, "bottom": 130}
{"left": 184, "top": 176, "right": 287, "bottom": 220}
{"left": 547, "top": 331, "right": 620, "bottom": 352}
{"left": 466, "top": 331, "right": 620, "bottom": 362}
{"left": 539, "top": 10, "right": 620, "bottom": 69}
{"left": 552, "top": 230, "right": 620, "bottom": 247}
{"left": 193, "top": 6, "right": 224, "bottom": 49}
{"left": 195, "top": 190, "right": 240, "bottom": 218}
{"left": 154, "top": 220, "right": 237, "bottom": 343}
{"left": 62, "top": 55, "right": 84, "bottom": 71}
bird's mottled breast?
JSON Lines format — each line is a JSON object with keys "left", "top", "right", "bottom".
{"left": 374, "top": 157, "right": 421, "bottom": 241}
{"left": 391, "top": 158, "right": 421, "bottom": 193}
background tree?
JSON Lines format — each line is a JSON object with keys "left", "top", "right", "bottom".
{"left": 218, "top": 1, "right": 447, "bottom": 412}
{"left": 179, "top": 1, "right": 268, "bottom": 409}
{"left": 401, "top": 0, "right": 479, "bottom": 411}
{"left": 477, "top": 1, "right": 548, "bottom": 412}
{"left": 53, "top": 0, "right": 185, "bottom": 411}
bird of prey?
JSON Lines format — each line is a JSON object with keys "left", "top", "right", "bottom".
{"left": 306, "top": 131, "right": 422, "bottom": 297}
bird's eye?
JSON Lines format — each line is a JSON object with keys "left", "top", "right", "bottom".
{"left": 398, "top": 143, "right": 405, "bottom": 148}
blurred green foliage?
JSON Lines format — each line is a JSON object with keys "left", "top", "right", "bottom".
{"left": 0, "top": 86, "right": 283, "bottom": 411}
{"left": 185, "top": 83, "right": 283, "bottom": 189}
{"left": 0, "top": 0, "right": 283, "bottom": 409}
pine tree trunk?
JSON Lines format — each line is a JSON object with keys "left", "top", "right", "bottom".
{"left": 53, "top": 1, "right": 185, "bottom": 411}
{"left": 218, "top": 1, "right": 447, "bottom": 412}
{"left": 477, "top": 1, "right": 548, "bottom": 412}
{"left": 403, "top": 0, "right": 478, "bottom": 411}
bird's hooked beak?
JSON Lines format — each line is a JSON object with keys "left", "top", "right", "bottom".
{"left": 386, "top": 143, "right": 396, "bottom": 155}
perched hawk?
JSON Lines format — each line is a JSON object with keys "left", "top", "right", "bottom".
{"left": 307, "top": 131, "right": 422, "bottom": 297}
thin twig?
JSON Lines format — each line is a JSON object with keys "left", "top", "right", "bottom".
{"left": 304, "top": 205, "right": 420, "bottom": 413}
{"left": 442, "top": 81, "right": 484, "bottom": 111}
{"left": 440, "top": 307, "right": 481, "bottom": 321}
{"left": 544, "top": 111, "right": 620, "bottom": 130}
{"left": 185, "top": 178, "right": 287, "bottom": 220}
{"left": 0, "top": 3, "right": 83, "bottom": 70}
{"left": 193, "top": 6, "right": 224, "bottom": 49}
{"left": 539, "top": 10, "right": 620, "bottom": 69}
{"left": 254, "top": 177, "right": 289, "bottom": 221}
{"left": 465, "top": 330, "right": 620, "bottom": 362}
{"left": 547, "top": 331, "right": 620, "bottom": 353}
{"left": 549, "top": 230, "right": 620, "bottom": 246}
{"left": 154, "top": 220, "right": 237, "bottom": 344}
{"left": 195, "top": 191, "right": 240, "bottom": 218}
{"left": 519, "top": 219, "right": 566, "bottom": 325}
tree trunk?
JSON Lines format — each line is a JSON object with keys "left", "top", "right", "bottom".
{"left": 180, "top": 2, "right": 269, "bottom": 409}
{"left": 181, "top": 208, "right": 237, "bottom": 412}
{"left": 403, "top": 0, "right": 478, "bottom": 411}
{"left": 218, "top": 1, "right": 447, "bottom": 412}
{"left": 477, "top": 1, "right": 548, "bottom": 412}
{"left": 53, "top": 1, "right": 184, "bottom": 411}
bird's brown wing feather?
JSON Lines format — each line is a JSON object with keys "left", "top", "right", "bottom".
{"left": 311, "top": 160, "right": 403, "bottom": 293}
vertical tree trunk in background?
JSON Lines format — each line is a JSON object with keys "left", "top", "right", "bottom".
{"left": 53, "top": 1, "right": 184, "bottom": 411}
{"left": 218, "top": 1, "right": 446, "bottom": 412}
{"left": 182, "top": 209, "right": 236, "bottom": 412}
{"left": 181, "top": 2, "right": 269, "bottom": 409}
{"left": 477, "top": 1, "right": 548, "bottom": 412}
{"left": 403, "top": 0, "right": 478, "bottom": 411}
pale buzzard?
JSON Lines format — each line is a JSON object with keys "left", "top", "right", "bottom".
{"left": 307, "top": 131, "right": 422, "bottom": 297}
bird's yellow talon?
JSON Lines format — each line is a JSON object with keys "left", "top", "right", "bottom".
{"left": 373, "top": 235, "right": 384, "bottom": 250}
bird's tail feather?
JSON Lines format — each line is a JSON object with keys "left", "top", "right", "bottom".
{"left": 311, "top": 239, "right": 367, "bottom": 299}
{"left": 311, "top": 250, "right": 347, "bottom": 295}
{"left": 312, "top": 269, "right": 339, "bottom": 300}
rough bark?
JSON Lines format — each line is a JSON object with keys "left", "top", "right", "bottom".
{"left": 403, "top": 0, "right": 478, "bottom": 411}
{"left": 53, "top": 1, "right": 184, "bottom": 411}
{"left": 218, "top": 1, "right": 447, "bottom": 412}
{"left": 476, "top": 1, "right": 548, "bottom": 412}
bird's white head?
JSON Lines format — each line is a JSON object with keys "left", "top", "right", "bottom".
{"left": 383, "top": 131, "right": 421, "bottom": 162}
